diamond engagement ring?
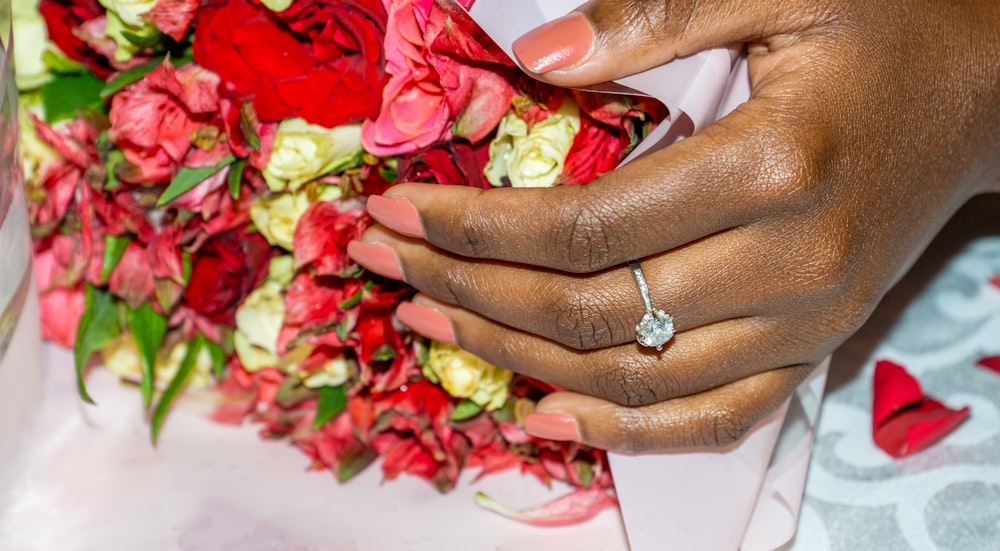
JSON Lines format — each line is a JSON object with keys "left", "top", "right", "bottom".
{"left": 627, "top": 260, "right": 675, "bottom": 350}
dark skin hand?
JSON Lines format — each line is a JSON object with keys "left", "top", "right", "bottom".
{"left": 348, "top": 0, "right": 1000, "bottom": 453}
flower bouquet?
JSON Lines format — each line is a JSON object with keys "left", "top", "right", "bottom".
{"left": 17, "top": 0, "right": 667, "bottom": 522}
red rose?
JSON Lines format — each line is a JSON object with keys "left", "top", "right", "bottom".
{"left": 183, "top": 229, "right": 272, "bottom": 325}
{"left": 193, "top": 0, "right": 388, "bottom": 127}
{"left": 38, "top": 0, "right": 112, "bottom": 77}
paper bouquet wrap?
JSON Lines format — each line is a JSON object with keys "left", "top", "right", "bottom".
{"left": 468, "top": 2, "right": 830, "bottom": 549}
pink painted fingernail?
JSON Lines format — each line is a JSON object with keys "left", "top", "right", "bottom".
{"left": 397, "top": 302, "right": 456, "bottom": 344}
{"left": 367, "top": 195, "right": 424, "bottom": 238}
{"left": 346, "top": 241, "right": 403, "bottom": 280}
{"left": 525, "top": 413, "right": 581, "bottom": 441}
{"left": 512, "top": 12, "right": 593, "bottom": 74}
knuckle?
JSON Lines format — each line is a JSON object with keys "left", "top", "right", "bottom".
{"left": 549, "top": 191, "right": 618, "bottom": 274}
{"left": 585, "top": 356, "right": 673, "bottom": 407}
{"left": 545, "top": 285, "right": 621, "bottom": 350}
{"left": 740, "top": 123, "right": 835, "bottom": 210}
{"left": 698, "top": 406, "right": 754, "bottom": 448}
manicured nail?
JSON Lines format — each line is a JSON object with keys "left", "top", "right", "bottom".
{"left": 397, "top": 302, "right": 456, "bottom": 344}
{"left": 346, "top": 241, "right": 403, "bottom": 280}
{"left": 512, "top": 12, "right": 593, "bottom": 74}
{"left": 367, "top": 195, "right": 424, "bottom": 238}
{"left": 525, "top": 413, "right": 581, "bottom": 441}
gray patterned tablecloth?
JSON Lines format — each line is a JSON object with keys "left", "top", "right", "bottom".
{"left": 790, "top": 195, "right": 1000, "bottom": 550}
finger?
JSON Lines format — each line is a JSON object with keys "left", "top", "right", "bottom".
{"left": 525, "top": 365, "right": 814, "bottom": 453}
{"left": 511, "top": 0, "right": 837, "bottom": 86}
{"left": 398, "top": 295, "right": 826, "bottom": 407}
{"left": 352, "top": 223, "right": 790, "bottom": 350}
{"left": 369, "top": 94, "right": 826, "bottom": 274}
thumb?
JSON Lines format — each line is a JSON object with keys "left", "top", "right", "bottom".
{"left": 511, "top": 0, "right": 830, "bottom": 87}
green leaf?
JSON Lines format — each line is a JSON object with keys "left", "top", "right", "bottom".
{"left": 370, "top": 345, "right": 395, "bottom": 362}
{"left": 313, "top": 385, "right": 347, "bottom": 430}
{"left": 100, "top": 234, "right": 132, "bottom": 282}
{"left": 40, "top": 72, "right": 105, "bottom": 123}
{"left": 104, "top": 149, "right": 126, "bottom": 190}
{"left": 205, "top": 339, "right": 226, "bottom": 381}
{"left": 450, "top": 399, "right": 483, "bottom": 421}
{"left": 181, "top": 251, "right": 193, "bottom": 284}
{"left": 73, "top": 285, "right": 122, "bottom": 404}
{"left": 337, "top": 288, "right": 363, "bottom": 310}
{"left": 239, "top": 103, "right": 261, "bottom": 151}
{"left": 157, "top": 155, "right": 235, "bottom": 207}
{"left": 227, "top": 158, "right": 246, "bottom": 199}
{"left": 120, "top": 30, "right": 162, "bottom": 49}
{"left": 100, "top": 59, "right": 161, "bottom": 99}
{"left": 151, "top": 334, "right": 205, "bottom": 444}
{"left": 126, "top": 302, "right": 168, "bottom": 408}
{"left": 42, "top": 50, "right": 86, "bottom": 74}
{"left": 337, "top": 446, "right": 378, "bottom": 483}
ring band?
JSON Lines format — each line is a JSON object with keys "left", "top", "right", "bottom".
{"left": 627, "top": 260, "right": 675, "bottom": 350}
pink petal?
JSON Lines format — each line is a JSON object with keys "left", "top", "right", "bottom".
{"left": 474, "top": 487, "right": 617, "bottom": 527}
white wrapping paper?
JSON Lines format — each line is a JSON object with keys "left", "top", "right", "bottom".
{"left": 466, "top": 2, "right": 830, "bottom": 549}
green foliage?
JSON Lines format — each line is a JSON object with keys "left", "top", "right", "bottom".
{"left": 126, "top": 303, "right": 168, "bottom": 408}
{"left": 151, "top": 334, "right": 206, "bottom": 444}
{"left": 40, "top": 72, "right": 104, "bottom": 123}
{"left": 157, "top": 155, "right": 235, "bottom": 206}
{"left": 313, "top": 385, "right": 348, "bottom": 430}
{"left": 73, "top": 286, "right": 122, "bottom": 404}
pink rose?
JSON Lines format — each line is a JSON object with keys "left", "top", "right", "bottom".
{"left": 34, "top": 250, "right": 86, "bottom": 348}
{"left": 362, "top": 0, "right": 516, "bottom": 156}
{"left": 109, "top": 62, "right": 227, "bottom": 184}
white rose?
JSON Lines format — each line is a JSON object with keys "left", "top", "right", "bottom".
{"left": 485, "top": 99, "right": 581, "bottom": 188}
{"left": 426, "top": 342, "right": 512, "bottom": 411}
{"left": 303, "top": 354, "right": 355, "bottom": 388}
{"left": 250, "top": 184, "right": 342, "bottom": 250}
{"left": 233, "top": 281, "right": 286, "bottom": 372}
{"left": 263, "top": 119, "right": 363, "bottom": 192}
{"left": 97, "top": 0, "right": 160, "bottom": 63}
{"left": 102, "top": 333, "right": 214, "bottom": 388}
{"left": 12, "top": 0, "right": 52, "bottom": 90}
{"left": 18, "top": 97, "right": 60, "bottom": 186}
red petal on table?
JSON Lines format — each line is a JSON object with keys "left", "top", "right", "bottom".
{"left": 872, "top": 359, "right": 970, "bottom": 458}
{"left": 474, "top": 487, "right": 618, "bottom": 527}
{"left": 976, "top": 356, "right": 1000, "bottom": 375}
{"left": 989, "top": 275, "right": 1000, "bottom": 290}
{"left": 872, "top": 360, "right": 924, "bottom": 428}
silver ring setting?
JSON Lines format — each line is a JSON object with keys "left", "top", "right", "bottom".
{"left": 628, "top": 260, "right": 674, "bottom": 351}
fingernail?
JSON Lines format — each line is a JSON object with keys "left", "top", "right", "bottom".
{"left": 397, "top": 302, "right": 456, "bottom": 344}
{"left": 525, "top": 413, "right": 581, "bottom": 441}
{"left": 346, "top": 241, "right": 403, "bottom": 280}
{"left": 367, "top": 195, "right": 424, "bottom": 238}
{"left": 512, "top": 12, "right": 593, "bottom": 74}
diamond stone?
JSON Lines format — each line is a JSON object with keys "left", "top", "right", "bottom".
{"left": 635, "top": 309, "right": 675, "bottom": 350}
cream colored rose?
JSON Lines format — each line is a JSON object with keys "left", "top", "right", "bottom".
{"left": 250, "top": 185, "right": 342, "bottom": 250}
{"left": 263, "top": 119, "right": 363, "bottom": 192}
{"left": 99, "top": 0, "right": 160, "bottom": 62}
{"left": 485, "top": 100, "right": 581, "bottom": 188}
{"left": 426, "top": 342, "right": 512, "bottom": 411}
{"left": 18, "top": 98, "right": 59, "bottom": 187}
{"left": 233, "top": 281, "right": 286, "bottom": 372}
{"left": 12, "top": 0, "right": 52, "bottom": 90}
{"left": 260, "top": 0, "right": 293, "bottom": 12}
{"left": 303, "top": 354, "right": 355, "bottom": 388}
{"left": 268, "top": 255, "right": 295, "bottom": 287}
{"left": 102, "top": 333, "right": 215, "bottom": 388}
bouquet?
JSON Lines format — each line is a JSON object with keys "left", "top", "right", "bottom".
{"left": 16, "top": 0, "right": 666, "bottom": 522}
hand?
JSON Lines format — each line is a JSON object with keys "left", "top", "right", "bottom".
{"left": 348, "top": 0, "right": 1000, "bottom": 453}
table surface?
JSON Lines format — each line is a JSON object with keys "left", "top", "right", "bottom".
{"left": 1, "top": 196, "right": 998, "bottom": 551}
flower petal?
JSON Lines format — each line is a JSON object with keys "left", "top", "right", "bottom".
{"left": 474, "top": 487, "right": 617, "bottom": 527}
